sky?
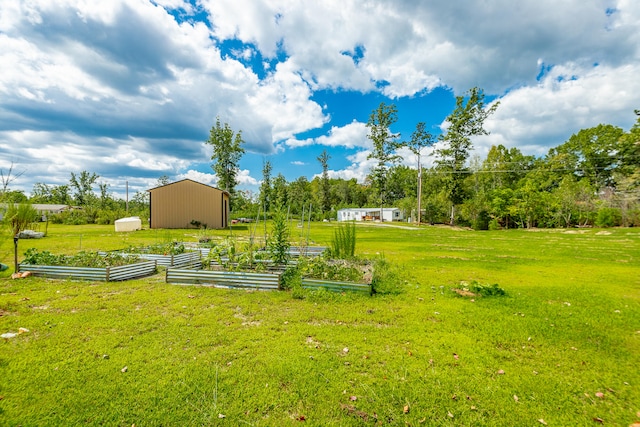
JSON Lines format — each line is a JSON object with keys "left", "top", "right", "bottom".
{"left": 1, "top": 0, "right": 639, "bottom": 200}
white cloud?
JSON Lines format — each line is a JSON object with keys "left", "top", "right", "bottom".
{"left": 324, "top": 150, "right": 377, "bottom": 183}
{"left": 237, "top": 169, "right": 259, "bottom": 186}
{"left": 178, "top": 170, "right": 217, "bottom": 186}
{"left": 286, "top": 120, "right": 369, "bottom": 149}
{"left": 476, "top": 62, "right": 640, "bottom": 157}
{"left": 1, "top": 0, "right": 639, "bottom": 196}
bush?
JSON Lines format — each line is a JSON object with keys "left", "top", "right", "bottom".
{"left": 456, "top": 280, "right": 506, "bottom": 297}
{"left": 370, "top": 257, "right": 403, "bottom": 295}
{"left": 473, "top": 210, "right": 490, "bottom": 230}
{"left": 595, "top": 207, "right": 622, "bottom": 227}
{"left": 280, "top": 265, "right": 301, "bottom": 291}
{"left": 488, "top": 219, "right": 501, "bottom": 230}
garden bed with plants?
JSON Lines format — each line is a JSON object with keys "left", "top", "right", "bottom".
{"left": 18, "top": 248, "right": 157, "bottom": 281}
{"left": 167, "top": 221, "right": 390, "bottom": 296}
{"left": 115, "top": 242, "right": 202, "bottom": 268}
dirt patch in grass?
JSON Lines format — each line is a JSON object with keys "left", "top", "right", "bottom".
{"left": 453, "top": 288, "right": 476, "bottom": 297}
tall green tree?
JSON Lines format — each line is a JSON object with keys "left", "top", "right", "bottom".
{"left": 272, "top": 173, "right": 288, "bottom": 208}
{"left": 481, "top": 145, "right": 533, "bottom": 191}
{"left": 259, "top": 160, "right": 273, "bottom": 213}
{"left": 317, "top": 150, "right": 331, "bottom": 214}
{"left": 366, "top": 102, "right": 401, "bottom": 219}
{"left": 434, "top": 87, "right": 498, "bottom": 225}
{"left": 206, "top": 117, "right": 245, "bottom": 196}
{"left": 548, "top": 124, "right": 624, "bottom": 190}
{"left": 70, "top": 171, "right": 99, "bottom": 206}
{"left": 406, "top": 122, "right": 435, "bottom": 224}
{"left": 288, "top": 176, "right": 312, "bottom": 215}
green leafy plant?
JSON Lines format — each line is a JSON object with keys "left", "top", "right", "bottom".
{"left": 126, "top": 242, "right": 185, "bottom": 255}
{"left": 457, "top": 280, "right": 506, "bottom": 297}
{"left": 370, "top": 257, "right": 403, "bottom": 295}
{"left": 4, "top": 203, "right": 39, "bottom": 271}
{"left": 21, "top": 248, "right": 139, "bottom": 268}
{"left": 329, "top": 221, "right": 356, "bottom": 259}
{"left": 297, "top": 256, "right": 364, "bottom": 282}
{"left": 267, "top": 207, "right": 290, "bottom": 265}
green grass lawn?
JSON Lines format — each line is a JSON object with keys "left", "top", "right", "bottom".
{"left": 1, "top": 223, "right": 639, "bottom": 426}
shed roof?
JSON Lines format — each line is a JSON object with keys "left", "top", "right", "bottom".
{"left": 147, "top": 178, "right": 229, "bottom": 195}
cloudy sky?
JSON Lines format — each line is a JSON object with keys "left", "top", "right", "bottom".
{"left": 1, "top": 0, "right": 639, "bottom": 199}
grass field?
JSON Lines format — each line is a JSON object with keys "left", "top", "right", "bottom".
{"left": 1, "top": 223, "right": 639, "bottom": 426}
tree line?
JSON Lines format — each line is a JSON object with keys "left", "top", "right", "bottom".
{"left": 222, "top": 89, "right": 640, "bottom": 229}
{"left": 2, "top": 87, "right": 639, "bottom": 229}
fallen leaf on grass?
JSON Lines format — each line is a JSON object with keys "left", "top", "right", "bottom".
{"left": 349, "top": 396, "right": 357, "bottom": 401}
{"left": 453, "top": 353, "right": 459, "bottom": 360}
{"left": 218, "top": 414, "right": 225, "bottom": 419}
{"left": 595, "top": 392, "right": 604, "bottom": 398}
{"left": 121, "top": 366, "right": 128, "bottom": 373}
{"left": 403, "top": 405, "right": 410, "bottom": 414}
{"left": 513, "top": 395, "right": 519, "bottom": 402}
{"left": 593, "top": 417, "right": 604, "bottom": 423}
{"left": 497, "top": 369, "right": 505, "bottom": 375}
{"left": 296, "top": 415, "right": 306, "bottom": 421}
{"left": 538, "top": 419, "right": 547, "bottom": 425}
{"left": 447, "top": 411, "right": 454, "bottom": 418}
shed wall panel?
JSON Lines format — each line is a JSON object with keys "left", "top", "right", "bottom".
{"left": 149, "top": 180, "right": 229, "bottom": 229}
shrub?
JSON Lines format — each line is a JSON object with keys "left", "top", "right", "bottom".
{"left": 280, "top": 265, "right": 301, "bottom": 291}
{"left": 473, "top": 210, "right": 491, "bottom": 230}
{"left": 595, "top": 207, "right": 622, "bottom": 227}
{"left": 457, "top": 280, "right": 506, "bottom": 297}
{"left": 370, "top": 257, "right": 403, "bottom": 295}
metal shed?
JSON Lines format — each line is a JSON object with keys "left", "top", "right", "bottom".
{"left": 148, "top": 179, "right": 229, "bottom": 229}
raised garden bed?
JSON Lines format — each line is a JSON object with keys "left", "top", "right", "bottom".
{"left": 104, "top": 251, "right": 202, "bottom": 268}
{"left": 301, "top": 278, "right": 372, "bottom": 295}
{"left": 166, "top": 268, "right": 281, "bottom": 290}
{"left": 18, "top": 248, "right": 158, "bottom": 281}
{"left": 18, "top": 260, "right": 157, "bottom": 281}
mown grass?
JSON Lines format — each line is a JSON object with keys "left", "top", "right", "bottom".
{"left": 1, "top": 223, "right": 639, "bottom": 426}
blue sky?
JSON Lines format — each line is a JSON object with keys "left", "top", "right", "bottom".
{"left": 1, "top": 0, "right": 639, "bottom": 199}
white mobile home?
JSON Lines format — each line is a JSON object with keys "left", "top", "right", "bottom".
{"left": 337, "top": 208, "right": 404, "bottom": 222}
